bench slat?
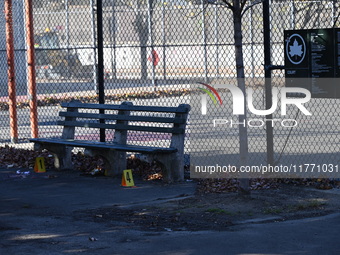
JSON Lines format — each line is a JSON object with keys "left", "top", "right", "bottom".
{"left": 61, "top": 102, "right": 190, "bottom": 113}
{"left": 57, "top": 121, "right": 185, "bottom": 134}
{"left": 59, "top": 111, "right": 186, "bottom": 124}
{"left": 29, "top": 138, "right": 177, "bottom": 154}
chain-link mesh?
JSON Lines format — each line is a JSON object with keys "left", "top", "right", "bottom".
{"left": 0, "top": 0, "right": 338, "bottom": 174}
{"left": 269, "top": 0, "right": 339, "bottom": 171}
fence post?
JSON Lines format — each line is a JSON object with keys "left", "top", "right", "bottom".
{"left": 97, "top": 0, "right": 105, "bottom": 105}
{"left": 109, "top": 0, "right": 117, "bottom": 79}
{"left": 148, "top": 0, "right": 156, "bottom": 90}
{"left": 201, "top": 0, "right": 208, "bottom": 82}
{"left": 249, "top": 2, "right": 255, "bottom": 78}
{"left": 263, "top": 0, "right": 274, "bottom": 166}
{"left": 214, "top": 4, "right": 220, "bottom": 77}
{"left": 5, "top": 0, "right": 18, "bottom": 143}
{"left": 97, "top": 0, "right": 105, "bottom": 142}
{"left": 162, "top": 1, "right": 166, "bottom": 79}
{"left": 90, "top": 0, "right": 97, "bottom": 92}
{"left": 290, "top": 0, "right": 296, "bottom": 29}
{"left": 25, "top": 0, "right": 38, "bottom": 139}
{"left": 65, "top": 0, "right": 70, "bottom": 76}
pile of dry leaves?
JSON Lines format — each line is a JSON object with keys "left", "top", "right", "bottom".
{"left": 0, "top": 89, "right": 191, "bottom": 111}
{"left": 1, "top": 145, "right": 339, "bottom": 192}
{"left": 0, "top": 145, "right": 162, "bottom": 180}
{"left": 196, "top": 177, "right": 340, "bottom": 193}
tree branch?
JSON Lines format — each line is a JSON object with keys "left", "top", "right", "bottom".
{"left": 116, "top": 0, "right": 156, "bottom": 15}
{"left": 241, "top": 0, "right": 263, "bottom": 17}
{"left": 116, "top": 0, "right": 136, "bottom": 14}
{"left": 333, "top": 12, "right": 340, "bottom": 28}
{"left": 220, "top": 0, "right": 234, "bottom": 10}
{"left": 240, "top": 0, "right": 248, "bottom": 11}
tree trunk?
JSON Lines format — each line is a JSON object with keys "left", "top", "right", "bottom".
{"left": 140, "top": 45, "right": 148, "bottom": 80}
{"left": 135, "top": 0, "right": 150, "bottom": 80}
{"left": 232, "top": 1, "right": 250, "bottom": 195}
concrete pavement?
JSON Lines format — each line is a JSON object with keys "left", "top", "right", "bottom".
{"left": 1, "top": 168, "right": 340, "bottom": 255}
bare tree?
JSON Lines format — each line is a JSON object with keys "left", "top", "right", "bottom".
{"left": 117, "top": 0, "right": 155, "bottom": 80}
{"left": 117, "top": 0, "right": 261, "bottom": 192}
{"left": 200, "top": 0, "right": 332, "bottom": 194}
{"left": 195, "top": 0, "right": 262, "bottom": 194}
{"left": 290, "top": 0, "right": 336, "bottom": 29}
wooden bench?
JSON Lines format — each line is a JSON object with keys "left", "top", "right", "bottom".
{"left": 29, "top": 101, "right": 191, "bottom": 182}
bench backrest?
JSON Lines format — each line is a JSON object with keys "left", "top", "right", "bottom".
{"left": 58, "top": 101, "right": 190, "bottom": 142}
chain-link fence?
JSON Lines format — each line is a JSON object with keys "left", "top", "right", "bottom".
{"left": 0, "top": 0, "right": 339, "bottom": 173}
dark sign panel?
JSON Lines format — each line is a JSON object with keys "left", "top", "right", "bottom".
{"left": 284, "top": 28, "right": 340, "bottom": 98}
{"left": 336, "top": 30, "right": 340, "bottom": 97}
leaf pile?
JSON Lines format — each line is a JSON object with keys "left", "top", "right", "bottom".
{"left": 196, "top": 177, "right": 340, "bottom": 194}
{"left": 196, "top": 178, "right": 280, "bottom": 193}
{"left": 127, "top": 156, "right": 163, "bottom": 180}
{"left": 1, "top": 145, "right": 339, "bottom": 192}
{"left": 0, "top": 89, "right": 191, "bottom": 111}
{"left": 0, "top": 146, "right": 162, "bottom": 180}
{"left": 0, "top": 145, "right": 55, "bottom": 169}
{"left": 72, "top": 153, "right": 163, "bottom": 180}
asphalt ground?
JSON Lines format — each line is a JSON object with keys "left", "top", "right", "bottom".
{"left": 1, "top": 168, "right": 340, "bottom": 255}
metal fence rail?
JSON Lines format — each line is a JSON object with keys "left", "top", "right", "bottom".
{"left": 0, "top": 0, "right": 338, "bottom": 170}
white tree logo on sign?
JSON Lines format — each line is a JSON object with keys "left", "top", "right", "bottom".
{"left": 286, "top": 34, "right": 306, "bottom": 65}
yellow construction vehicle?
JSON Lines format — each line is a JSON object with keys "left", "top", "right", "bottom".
{"left": 34, "top": 28, "right": 85, "bottom": 80}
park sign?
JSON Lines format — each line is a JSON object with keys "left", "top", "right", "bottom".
{"left": 284, "top": 28, "right": 340, "bottom": 98}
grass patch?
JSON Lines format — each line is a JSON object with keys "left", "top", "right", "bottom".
{"left": 263, "top": 207, "right": 283, "bottom": 214}
{"left": 289, "top": 199, "right": 326, "bottom": 211}
{"left": 246, "top": 211, "right": 254, "bottom": 216}
{"left": 205, "top": 208, "right": 234, "bottom": 215}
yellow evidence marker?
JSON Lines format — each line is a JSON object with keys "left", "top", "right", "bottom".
{"left": 121, "top": 169, "right": 135, "bottom": 187}
{"left": 34, "top": 157, "right": 46, "bottom": 173}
